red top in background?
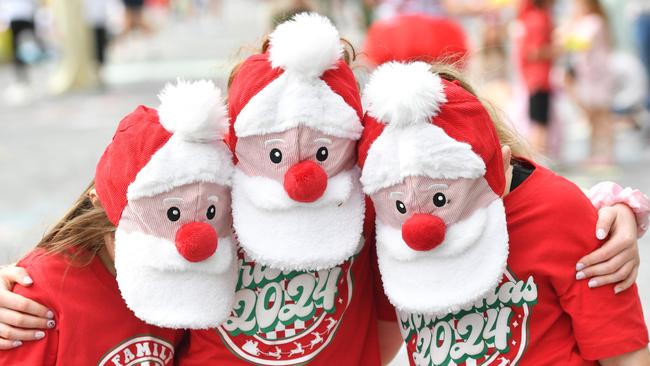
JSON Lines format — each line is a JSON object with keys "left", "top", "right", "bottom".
{"left": 177, "top": 204, "right": 381, "bottom": 366}
{"left": 376, "top": 162, "right": 649, "bottom": 365}
{"left": 363, "top": 14, "right": 469, "bottom": 68}
{"left": 517, "top": 7, "right": 553, "bottom": 91}
{"left": 0, "top": 249, "right": 186, "bottom": 366}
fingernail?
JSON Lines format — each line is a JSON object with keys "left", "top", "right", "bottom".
{"left": 614, "top": 287, "right": 622, "bottom": 294}
{"left": 34, "top": 331, "right": 45, "bottom": 340}
{"left": 596, "top": 228, "right": 607, "bottom": 240}
{"left": 12, "top": 341, "right": 22, "bottom": 348}
{"left": 46, "top": 311, "right": 54, "bottom": 319}
{"left": 588, "top": 279, "right": 598, "bottom": 288}
{"left": 23, "top": 276, "right": 33, "bottom": 285}
{"left": 47, "top": 320, "right": 55, "bottom": 329}
{"left": 576, "top": 263, "right": 585, "bottom": 271}
{"left": 576, "top": 271, "right": 586, "bottom": 280}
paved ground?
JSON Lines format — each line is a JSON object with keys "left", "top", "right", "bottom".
{"left": 0, "top": 1, "right": 648, "bottom": 363}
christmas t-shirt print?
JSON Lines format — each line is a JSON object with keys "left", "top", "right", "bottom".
{"left": 400, "top": 268, "right": 538, "bottom": 366}
{"left": 178, "top": 239, "right": 382, "bottom": 366}
{"left": 218, "top": 248, "right": 354, "bottom": 364}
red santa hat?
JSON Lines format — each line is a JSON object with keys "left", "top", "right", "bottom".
{"left": 363, "top": 14, "right": 468, "bottom": 68}
{"left": 227, "top": 12, "right": 364, "bottom": 150}
{"left": 95, "top": 79, "right": 233, "bottom": 225}
{"left": 357, "top": 61, "right": 505, "bottom": 196}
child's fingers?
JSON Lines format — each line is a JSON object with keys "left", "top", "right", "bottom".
{"left": 576, "top": 247, "right": 635, "bottom": 279}
{"left": 0, "top": 308, "right": 53, "bottom": 330}
{"left": 0, "top": 266, "right": 34, "bottom": 288}
{"left": 0, "top": 291, "right": 53, "bottom": 320}
{"left": 614, "top": 267, "right": 639, "bottom": 294}
{"left": 584, "top": 260, "right": 636, "bottom": 289}
{"left": 595, "top": 206, "right": 616, "bottom": 241}
{"left": 0, "top": 323, "right": 46, "bottom": 342}
{"left": 0, "top": 339, "right": 22, "bottom": 350}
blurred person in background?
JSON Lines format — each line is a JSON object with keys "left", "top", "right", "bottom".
{"left": 629, "top": 0, "right": 650, "bottom": 114}
{"left": 369, "top": 0, "right": 491, "bottom": 20}
{"left": 1, "top": 0, "right": 38, "bottom": 83}
{"left": 562, "top": 0, "right": 615, "bottom": 166}
{"left": 84, "top": 0, "right": 109, "bottom": 73}
{"left": 516, "top": 0, "right": 554, "bottom": 154}
{"left": 120, "top": 0, "right": 152, "bottom": 36}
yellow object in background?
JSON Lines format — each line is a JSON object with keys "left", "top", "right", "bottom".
{"left": 0, "top": 28, "right": 12, "bottom": 63}
{"left": 489, "top": 0, "right": 515, "bottom": 7}
{"left": 564, "top": 36, "right": 592, "bottom": 52}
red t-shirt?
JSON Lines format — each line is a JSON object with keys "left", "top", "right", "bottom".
{"left": 0, "top": 249, "right": 186, "bottom": 366}
{"left": 377, "top": 162, "right": 649, "bottom": 365}
{"left": 517, "top": 8, "right": 553, "bottom": 91}
{"left": 177, "top": 212, "right": 381, "bottom": 366}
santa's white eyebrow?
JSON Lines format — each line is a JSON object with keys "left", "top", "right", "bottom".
{"left": 163, "top": 197, "right": 183, "bottom": 205}
{"left": 207, "top": 196, "right": 219, "bottom": 203}
{"left": 314, "top": 137, "right": 332, "bottom": 145}
{"left": 264, "top": 139, "right": 285, "bottom": 146}
{"left": 428, "top": 184, "right": 449, "bottom": 191}
{"left": 389, "top": 192, "right": 404, "bottom": 199}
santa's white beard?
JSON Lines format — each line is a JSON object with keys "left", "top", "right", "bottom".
{"left": 114, "top": 229, "right": 237, "bottom": 329}
{"left": 231, "top": 167, "right": 365, "bottom": 271}
{"left": 376, "top": 199, "right": 509, "bottom": 315}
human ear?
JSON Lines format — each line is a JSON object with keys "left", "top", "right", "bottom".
{"left": 88, "top": 189, "right": 103, "bottom": 209}
{"left": 501, "top": 145, "right": 512, "bottom": 171}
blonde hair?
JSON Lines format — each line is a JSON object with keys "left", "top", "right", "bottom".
{"left": 430, "top": 63, "right": 533, "bottom": 159}
{"left": 36, "top": 181, "right": 115, "bottom": 265}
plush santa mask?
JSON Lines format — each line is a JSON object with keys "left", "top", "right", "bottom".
{"left": 358, "top": 62, "right": 509, "bottom": 315}
{"left": 227, "top": 13, "right": 365, "bottom": 271}
{"left": 94, "top": 80, "right": 237, "bottom": 329}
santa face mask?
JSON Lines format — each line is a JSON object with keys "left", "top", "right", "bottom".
{"left": 232, "top": 125, "right": 365, "bottom": 271}
{"left": 95, "top": 80, "right": 237, "bottom": 329}
{"left": 358, "top": 61, "right": 509, "bottom": 315}
{"left": 116, "top": 181, "right": 237, "bottom": 329}
{"left": 227, "top": 13, "right": 366, "bottom": 271}
{"left": 370, "top": 176, "right": 508, "bottom": 315}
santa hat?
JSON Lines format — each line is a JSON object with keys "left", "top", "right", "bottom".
{"left": 363, "top": 14, "right": 468, "bottom": 67}
{"left": 358, "top": 62, "right": 505, "bottom": 196}
{"left": 227, "top": 12, "right": 364, "bottom": 150}
{"left": 95, "top": 79, "right": 233, "bottom": 225}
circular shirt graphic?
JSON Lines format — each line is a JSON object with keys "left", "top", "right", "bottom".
{"left": 217, "top": 249, "right": 355, "bottom": 365}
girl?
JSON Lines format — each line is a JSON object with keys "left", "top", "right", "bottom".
{"left": 0, "top": 79, "right": 237, "bottom": 364}
{"left": 563, "top": 0, "right": 615, "bottom": 164}
{"left": 362, "top": 61, "right": 649, "bottom": 365}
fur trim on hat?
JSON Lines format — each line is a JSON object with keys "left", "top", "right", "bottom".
{"left": 269, "top": 12, "right": 343, "bottom": 78}
{"left": 157, "top": 79, "right": 228, "bottom": 142}
{"left": 363, "top": 61, "right": 447, "bottom": 127}
{"left": 360, "top": 123, "right": 485, "bottom": 195}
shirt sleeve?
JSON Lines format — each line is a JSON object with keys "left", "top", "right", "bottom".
{"left": 549, "top": 183, "right": 649, "bottom": 360}
{"left": 0, "top": 259, "right": 59, "bottom": 365}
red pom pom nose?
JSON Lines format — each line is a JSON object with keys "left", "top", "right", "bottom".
{"left": 283, "top": 160, "right": 328, "bottom": 203}
{"left": 401, "top": 214, "right": 446, "bottom": 251}
{"left": 175, "top": 222, "right": 218, "bottom": 262}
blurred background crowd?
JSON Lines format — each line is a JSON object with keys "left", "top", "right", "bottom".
{"left": 0, "top": 1, "right": 649, "bottom": 359}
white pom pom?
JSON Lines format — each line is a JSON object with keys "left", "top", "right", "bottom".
{"left": 363, "top": 62, "right": 447, "bottom": 128}
{"left": 269, "top": 12, "right": 343, "bottom": 78}
{"left": 157, "top": 79, "right": 229, "bottom": 142}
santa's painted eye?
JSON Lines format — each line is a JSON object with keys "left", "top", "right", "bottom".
{"left": 167, "top": 207, "right": 181, "bottom": 222}
{"left": 270, "top": 148, "right": 282, "bottom": 164}
{"left": 316, "top": 147, "right": 328, "bottom": 162}
{"left": 395, "top": 200, "right": 407, "bottom": 214}
{"left": 206, "top": 205, "right": 216, "bottom": 220}
{"left": 433, "top": 193, "right": 447, "bottom": 207}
